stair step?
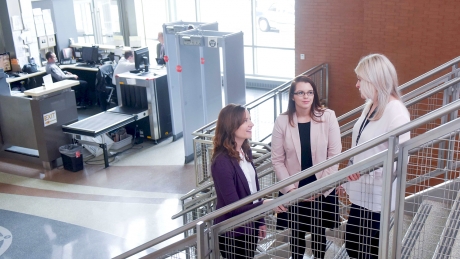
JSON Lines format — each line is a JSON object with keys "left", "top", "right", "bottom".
{"left": 432, "top": 189, "right": 460, "bottom": 259}
{"left": 402, "top": 200, "right": 451, "bottom": 259}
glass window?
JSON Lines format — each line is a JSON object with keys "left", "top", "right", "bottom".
{"left": 199, "top": 0, "right": 253, "bottom": 46}
{"left": 254, "top": 47, "right": 294, "bottom": 78}
{"left": 175, "top": 0, "right": 197, "bottom": 21}
{"left": 254, "top": 0, "right": 294, "bottom": 48}
{"left": 73, "top": 0, "right": 122, "bottom": 45}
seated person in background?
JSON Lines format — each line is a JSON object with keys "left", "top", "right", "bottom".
{"left": 156, "top": 32, "right": 165, "bottom": 59}
{"left": 45, "top": 51, "right": 88, "bottom": 107}
{"left": 112, "top": 50, "right": 135, "bottom": 85}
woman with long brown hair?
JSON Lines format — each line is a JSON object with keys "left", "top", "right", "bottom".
{"left": 271, "top": 75, "right": 342, "bottom": 258}
{"left": 212, "top": 104, "right": 286, "bottom": 259}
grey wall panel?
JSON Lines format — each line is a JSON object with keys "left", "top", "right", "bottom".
{"left": 1, "top": 0, "right": 21, "bottom": 58}
{"left": 222, "top": 32, "right": 245, "bottom": 105}
{"left": 177, "top": 40, "right": 205, "bottom": 161}
{"left": 201, "top": 45, "right": 221, "bottom": 123}
{"left": 30, "top": 91, "right": 77, "bottom": 162}
{"left": 0, "top": 96, "right": 37, "bottom": 150}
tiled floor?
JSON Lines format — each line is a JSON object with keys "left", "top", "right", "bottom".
{"left": 0, "top": 88, "right": 269, "bottom": 258}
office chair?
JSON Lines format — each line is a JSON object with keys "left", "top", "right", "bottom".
{"left": 95, "top": 63, "right": 115, "bottom": 111}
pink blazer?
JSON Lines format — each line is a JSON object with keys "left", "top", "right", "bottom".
{"left": 271, "top": 109, "right": 342, "bottom": 195}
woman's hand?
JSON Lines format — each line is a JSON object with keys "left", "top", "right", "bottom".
{"left": 259, "top": 225, "right": 267, "bottom": 240}
{"left": 263, "top": 199, "right": 287, "bottom": 213}
{"left": 336, "top": 185, "right": 347, "bottom": 196}
{"left": 348, "top": 172, "right": 361, "bottom": 181}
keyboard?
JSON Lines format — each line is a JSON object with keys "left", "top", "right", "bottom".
{"left": 76, "top": 63, "right": 99, "bottom": 68}
{"left": 6, "top": 72, "right": 20, "bottom": 77}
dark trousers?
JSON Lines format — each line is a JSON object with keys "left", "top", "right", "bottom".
{"left": 71, "top": 80, "right": 89, "bottom": 105}
{"left": 219, "top": 229, "right": 259, "bottom": 259}
{"left": 288, "top": 190, "right": 339, "bottom": 259}
{"left": 345, "top": 203, "right": 381, "bottom": 259}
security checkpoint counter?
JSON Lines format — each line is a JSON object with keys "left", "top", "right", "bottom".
{"left": 0, "top": 78, "right": 80, "bottom": 169}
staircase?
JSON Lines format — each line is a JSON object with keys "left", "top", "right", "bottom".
{"left": 113, "top": 57, "right": 460, "bottom": 259}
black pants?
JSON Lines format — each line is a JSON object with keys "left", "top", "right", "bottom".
{"left": 97, "top": 90, "right": 109, "bottom": 111}
{"left": 71, "top": 80, "right": 89, "bottom": 105}
{"left": 345, "top": 203, "right": 381, "bottom": 259}
{"left": 288, "top": 190, "right": 339, "bottom": 259}
{"left": 219, "top": 229, "right": 259, "bottom": 259}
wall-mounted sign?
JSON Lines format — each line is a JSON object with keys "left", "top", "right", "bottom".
{"left": 43, "top": 110, "right": 57, "bottom": 127}
{"left": 207, "top": 37, "right": 217, "bottom": 48}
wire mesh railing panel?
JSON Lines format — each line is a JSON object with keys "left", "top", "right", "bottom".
{"left": 249, "top": 98, "right": 277, "bottom": 143}
{"left": 339, "top": 133, "right": 353, "bottom": 170}
{"left": 157, "top": 245, "right": 197, "bottom": 259}
{"left": 194, "top": 141, "right": 213, "bottom": 186}
{"left": 408, "top": 91, "right": 446, "bottom": 139}
{"left": 213, "top": 157, "right": 386, "bottom": 259}
{"left": 402, "top": 129, "right": 460, "bottom": 259}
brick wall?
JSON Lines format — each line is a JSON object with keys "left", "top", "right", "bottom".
{"left": 296, "top": 0, "right": 460, "bottom": 116}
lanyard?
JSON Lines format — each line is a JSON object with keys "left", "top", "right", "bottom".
{"left": 356, "top": 105, "right": 376, "bottom": 146}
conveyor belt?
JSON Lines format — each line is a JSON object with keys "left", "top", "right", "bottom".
{"left": 62, "top": 112, "right": 137, "bottom": 137}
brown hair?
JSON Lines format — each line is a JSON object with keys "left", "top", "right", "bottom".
{"left": 124, "top": 50, "right": 133, "bottom": 59}
{"left": 285, "top": 75, "right": 324, "bottom": 126}
{"left": 212, "top": 104, "right": 252, "bottom": 163}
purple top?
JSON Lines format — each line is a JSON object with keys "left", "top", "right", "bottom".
{"left": 212, "top": 150, "right": 265, "bottom": 236}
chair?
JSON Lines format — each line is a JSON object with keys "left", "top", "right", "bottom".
{"left": 95, "top": 63, "right": 115, "bottom": 111}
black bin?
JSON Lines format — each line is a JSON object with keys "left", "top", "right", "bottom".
{"left": 59, "top": 144, "right": 84, "bottom": 172}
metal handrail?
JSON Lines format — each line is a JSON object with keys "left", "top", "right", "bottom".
{"left": 172, "top": 166, "right": 276, "bottom": 220}
{"left": 113, "top": 99, "right": 460, "bottom": 259}
{"left": 192, "top": 63, "right": 328, "bottom": 136}
{"left": 337, "top": 56, "right": 460, "bottom": 123}
{"left": 339, "top": 76, "right": 460, "bottom": 137}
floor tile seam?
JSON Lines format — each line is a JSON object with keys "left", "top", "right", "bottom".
{"left": 0, "top": 171, "right": 184, "bottom": 199}
{"left": 0, "top": 194, "right": 183, "bottom": 241}
{"left": 0, "top": 192, "right": 182, "bottom": 208}
{"left": 0, "top": 183, "right": 174, "bottom": 204}
{"left": 0, "top": 208, "right": 132, "bottom": 242}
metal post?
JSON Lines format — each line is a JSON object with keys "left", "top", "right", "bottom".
{"left": 379, "top": 135, "right": 398, "bottom": 259}
{"left": 197, "top": 221, "right": 205, "bottom": 258}
{"left": 393, "top": 142, "right": 408, "bottom": 259}
{"left": 278, "top": 91, "right": 283, "bottom": 115}
{"left": 273, "top": 91, "right": 278, "bottom": 123}
{"left": 99, "top": 143, "right": 109, "bottom": 168}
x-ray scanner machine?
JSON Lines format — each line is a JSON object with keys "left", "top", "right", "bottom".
{"left": 175, "top": 29, "right": 246, "bottom": 163}
{"left": 162, "top": 21, "right": 218, "bottom": 141}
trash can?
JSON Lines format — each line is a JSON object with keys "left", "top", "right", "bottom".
{"left": 59, "top": 144, "right": 83, "bottom": 172}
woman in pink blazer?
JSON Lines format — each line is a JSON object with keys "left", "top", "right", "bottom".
{"left": 271, "top": 75, "right": 342, "bottom": 259}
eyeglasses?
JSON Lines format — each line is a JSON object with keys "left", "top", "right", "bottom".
{"left": 293, "top": 91, "right": 314, "bottom": 97}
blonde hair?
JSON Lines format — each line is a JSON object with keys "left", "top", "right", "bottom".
{"left": 355, "top": 54, "right": 401, "bottom": 120}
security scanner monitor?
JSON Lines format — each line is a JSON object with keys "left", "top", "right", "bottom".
{"left": 133, "top": 47, "right": 149, "bottom": 73}
{"left": 81, "top": 46, "right": 99, "bottom": 65}
{"left": 0, "top": 53, "right": 12, "bottom": 72}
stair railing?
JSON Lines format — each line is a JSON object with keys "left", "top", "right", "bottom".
{"left": 113, "top": 98, "right": 460, "bottom": 259}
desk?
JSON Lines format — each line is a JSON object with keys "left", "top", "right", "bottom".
{"left": 24, "top": 80, "right": 80, "bottom": 98}
{"left": 70, "top": 43, "right": 131, "bottom": 52}
{"left": 0, "top": 80, "right": 79, "bottom": 169}
{"left": 5, "top": 69, "right": 47, "bottom": 84}
{"left": 60, "top": 64, "right": 99, "bottom": 72}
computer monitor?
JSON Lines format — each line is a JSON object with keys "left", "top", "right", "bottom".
{"left": 134, "top": 47, "right": 149, "bottom": 72}
{"left": 0, "top": 53, "right": 12, "bottom": 72}
{"left": 81, "top": 46, "right": 99, "bottom": 64}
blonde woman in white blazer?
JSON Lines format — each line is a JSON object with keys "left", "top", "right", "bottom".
{"left": 343, "top": 54, "right": 410, "bottom": 259}
{"left": 272, "top": 75, "right": 342, "bottom": 259}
